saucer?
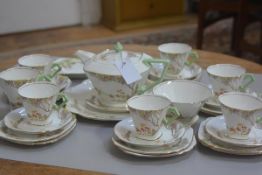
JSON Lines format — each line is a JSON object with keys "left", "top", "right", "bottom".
{"left": 114, "top": 118, "right": 186, "bottom": 147}
{"left": 177, "top": 115, "right": 199, "bottom": 127}
{"left": 85, "top": 92, "right": 128, "bottom": 113}
{"left": 112, "top": 127, "right": 194, "bottom": 155}
{"left": 200, "top": 104, "right": 222, "bottom": 116}
{"left": 4, "top": 108, "right": 73, "bottom": 134}
{"left": 65, "top": 80, "right": 129, "bottom": 121}
{"left": 198, "top": 119, "right": 262, "bottom": 155}
{"left": 112, "top": 135, "right": 196, "bottom": 158}
{"left": 205, "top": 96, "right": 220, "bottom": 109}
{"left": 52, "top": 75, "right": 72, "bottom": 91}
{"left": 25, "top": 121, "right": 76, "bottom": 146}
{"left": 54, "top": 57, "right": 85, "bottom": 79}
{"left": 0, "top": 116, "right": 76, "bottom": 145}
{"left": 205, "top": 116, "right": 262, "bottom": 147}
{"left": 149, "top": 63, "right": 202, "bottom": 80}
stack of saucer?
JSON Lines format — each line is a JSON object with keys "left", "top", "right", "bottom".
{"left": 198, "top": 116, "right": 262, "bottom": 155}
{"left": 0, "top": 108, "right": 76, "bottom": 145}
{"left": 200, "top": 96, "right": 222, "bottom": 116}
{"left": 112, "top": 118, "right": 196, "bottom": 158}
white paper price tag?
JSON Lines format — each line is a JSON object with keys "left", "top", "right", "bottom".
{"left": 114, "top": 58, "right": 142, "bottom": 84}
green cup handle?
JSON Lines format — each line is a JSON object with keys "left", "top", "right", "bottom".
{"left": 239, "top": 74, "right": 255, "bottom": 92}
{"left": 136, "top": 59, "right": 170, "bottom": 94}
{"left": 54, "top": 93, "right": 68, "bottom": 110}
{"left": 35, "top": 63, "right": 62, "bottom": 82}
{"left": 185, "top": 51, "right": 199, "bottom": 67}
{"left": 35, "top": 74, "right": 52, "bottom": 82}
{"left": 256, "top": 117, "right": 262, "bottom": 124}
{"left": 48, "top": 63, "right": 62, "bottom": 78}
{"left": 253, "top": 109, "right": 262, "bottom": 129}
{"left": 163, "top": 106, "right": 180, "bottom": 128}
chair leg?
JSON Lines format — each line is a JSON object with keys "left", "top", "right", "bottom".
{"left": 260, "top": 21, "right": 262, "bottom": 63}
{"left": 234, "top": 11, "right": 247, "bottom": 56}
{"left": 196, "top": 10, "right": 205, "bottom": 49}
{"left": 231, "top": 16, "right": 237, "bottom": 51}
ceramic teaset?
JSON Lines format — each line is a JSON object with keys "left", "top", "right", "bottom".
{"left": 65, "top": 43, "right": 211, "bottom": 157}
{"left": 0, "top": 42, "right": 262, "bottom": 157}
{"left": 0, "top": 54, "right": 76, "bottom": 145}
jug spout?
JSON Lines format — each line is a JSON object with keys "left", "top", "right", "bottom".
{"left": 75, "top": 50, "right": 95, "bottom": 64}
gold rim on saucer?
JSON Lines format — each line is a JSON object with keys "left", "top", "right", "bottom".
{"left": 85, "top": 95, "right": 128, "bottom": 113}
{"left": 198, "top": 119, "right": 262, "bottom": 156}
{"left": 200, "top": 105, "right": 222, "bottom": 116}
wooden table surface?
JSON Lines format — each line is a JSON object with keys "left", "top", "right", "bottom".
{"left": 0, "top": 44, "right": 261, "bottom": 175}
{"left": 0, "top": 44, "right": 261, "bottom": 72}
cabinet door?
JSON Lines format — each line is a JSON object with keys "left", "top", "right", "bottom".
{"left": 119, "top": 0, "right": 151, "bottom": 21}
{"left": 150, "top": 0, "right": 184, "bottom": 17}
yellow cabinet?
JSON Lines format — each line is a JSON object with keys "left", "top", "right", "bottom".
{"left": 102, "top": 0, "right": 185, "bottom": 30}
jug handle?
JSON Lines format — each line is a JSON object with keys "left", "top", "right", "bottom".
{"left": 136, "top": 59, "right": 169, "bottom": 94}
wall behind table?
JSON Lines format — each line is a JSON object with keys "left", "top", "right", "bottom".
{"left": 0, "top": 0, "right": 84, "bottom": 35}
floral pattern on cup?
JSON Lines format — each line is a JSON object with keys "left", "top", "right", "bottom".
{"left": 22, "top": 96, "right": 55, "bottom": 123}
{"left": 158, "top": 43, "right": 197, "bottom": 76}
{"left": 219, "top": 92, "right": 262, "bottom": 139}
{"left": 207, "top": 64, "right": 254, "bottom": 97}
{"left": 208, "top": 75, "right": 242, "bottom": 96}
{"left": 0, "top": 67, "right": 39, "bottom": 109}
{"left": 129, "top": 108, "right": 166, "bottom": 136}
{"left": 160, "top": 52, "right": 187, "bottom": 75}
{"left": 18, "top": 82, "right": 67, "bottom": 126}
{"left": 127, "top": 95, "right": 171, "bottom": 140}
{"left": 220, "top": 104, "right": 253, "bottom": 139}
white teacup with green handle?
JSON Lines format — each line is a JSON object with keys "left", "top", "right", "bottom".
{"left": 18, "top": 82, "right": 67, "bottom": 126}
{"left": 219, "top": 92, "right": 262, "bottom": 140}
{"left": 207, "top": 64, "right": 255, "bottom": 97}
{"left": 0, "top": 67, "right": 39, "bottom": 108}
{"left": 18, "top": 54, "right": 62, "bottom": 81}
{"left": 158, "top": 43, "right": 198, "bottom": 76}
{"left": 127, "top": 95, "right": 179, "bottom": 140}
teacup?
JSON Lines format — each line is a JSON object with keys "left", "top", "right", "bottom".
{"left": 218, "top": 92, "right": 262, "bottom": 139}
{"left": 127, "top": 95, "right": 173, "bottom": 140}
{"left": 207, "top": 64, "right": 254, "bottom": 97}
{"left": 153, "top": 80, "right": 212, "bottom": 118}
{"left": 0, "top": 67, "right": 39, "bottom": 108}
{"left": 158, "top": 43, "right": 198, "bottom": 75}
{"left": 18, "top": 54, "right": 61, "bottom": 79}
{"left": 18, "top": 82, "right": 67, "bottom": 125}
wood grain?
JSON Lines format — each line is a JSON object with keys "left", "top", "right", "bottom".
{"left": 0, "top": 44, "right": 261, "bottom": 73}
{"left": 0, "top": 158, "right": 109, "bottom": 175}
